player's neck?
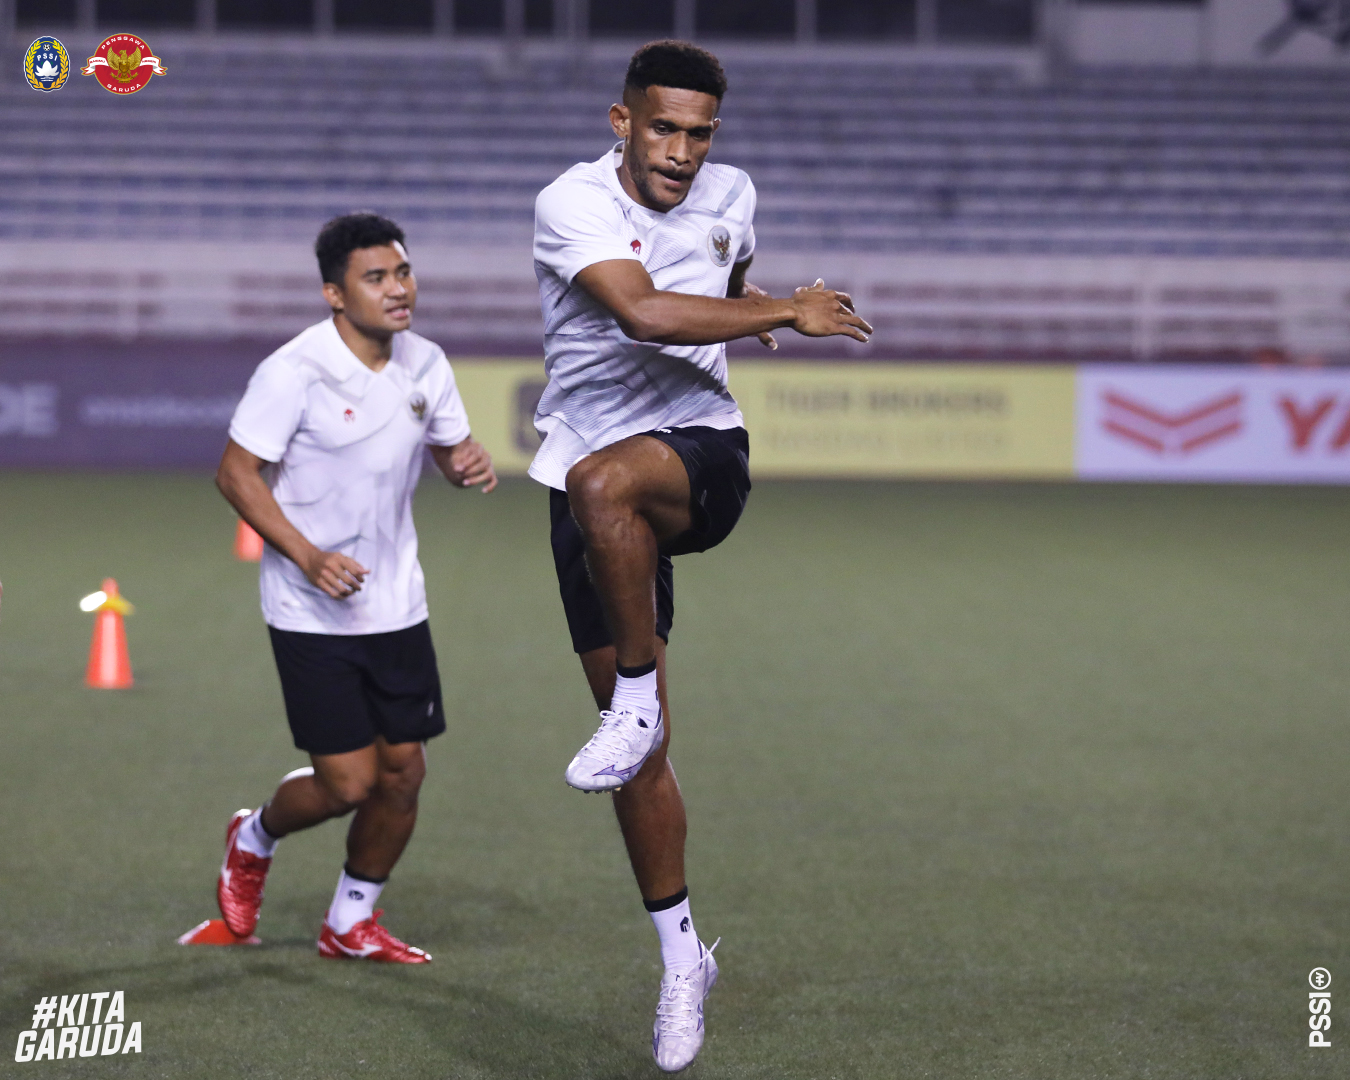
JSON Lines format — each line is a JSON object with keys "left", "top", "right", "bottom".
{"left": 332, "top": 314, "right": 393, "bottom": 372}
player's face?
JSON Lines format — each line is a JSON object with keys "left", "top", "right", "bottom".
{"left": 611, "top": 86, "right": 721, "bottom": 212}
{"left": 325, "top": 242, "right": 416, "bottom": 336}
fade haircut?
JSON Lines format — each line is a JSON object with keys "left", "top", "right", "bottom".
{"left": 625, "top": 40, "right": 727, "bottom": 103}
{"left": 315, "top": 212, "right": 406, "bottom": 286}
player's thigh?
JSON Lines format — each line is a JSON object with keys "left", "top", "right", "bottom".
{"left": 568, "top": 435, "right": 693, "bottom": 542}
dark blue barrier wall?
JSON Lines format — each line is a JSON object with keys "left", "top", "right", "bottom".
{"left": 0, "top": 340, "right": 281, "bottom": 469}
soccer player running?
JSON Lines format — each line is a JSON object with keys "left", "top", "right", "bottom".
{"left": 532, "top": 41, "right": 871, "bottom": 1070}
{"left": 209, "top": 213, "right": 496, "bottom": 963}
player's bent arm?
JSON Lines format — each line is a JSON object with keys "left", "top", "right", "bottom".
{"left": 215, "top": 439, "right": 367, "bottom": 600}
{"left": 575, "top": 260, "right": 873, "bottom": 346}
{"left": 428, "top": 437, "right": 498, "bottom": 493}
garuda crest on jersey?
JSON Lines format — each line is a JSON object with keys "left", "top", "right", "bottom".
{"left": 707, "top": 226, "right": 733, "bottom": 268}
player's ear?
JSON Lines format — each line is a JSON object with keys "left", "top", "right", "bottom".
{"left": 321, "top": 280, "right": 344, "bottom": 313}
{"left": 609, "top": 103, "right": 630, "bottom": 140}
{"left": 712, "top": 117, "right": 721, "bottom": 133}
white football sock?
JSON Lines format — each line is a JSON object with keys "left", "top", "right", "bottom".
{"left": 235, "top": 808, "right": 278, "bottom": 859}
{"left": 646, "top": 888, "right": 702, "bottom": 973}
{"left": 611, "top": 661, "right": 660, "bottom": 725}
{"left": 327, "top": 867, "right": 386, "bottom": 934}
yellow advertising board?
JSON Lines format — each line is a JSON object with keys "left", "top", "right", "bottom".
{"left": 449, "top": 360, "right": 546, "bottom": 477}
{"left": 731, "top": 362, "right": 1076, "bottom": 478}
{"left": 450, "top": 359, "right": 1076, "bottom": 480}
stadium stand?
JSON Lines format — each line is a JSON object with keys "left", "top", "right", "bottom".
{"left": 5, "top": 41, "right": 1350, "bottom": 258}
{"left": 5, "top": 36, "right": 1350, "bottom": 360}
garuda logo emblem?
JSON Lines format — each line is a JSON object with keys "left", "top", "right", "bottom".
{"left": 409, "top": 393, "right": 428, "bottom": 421}
{"left": 83, "top": 34, "right": 165, "bottom": 95}
{"left": 707, "top": 226, "right": 732, "bottom": 267}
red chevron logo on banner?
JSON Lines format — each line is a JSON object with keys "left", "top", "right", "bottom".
{"left": 1101, "top": 389, "right": 1244, "bottom": 455}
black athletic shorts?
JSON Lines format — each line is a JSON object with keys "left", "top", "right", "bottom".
{"left": 267, "top": 621, "right": 446, "bottom": 756}
{"left": 550, "top": 425, "right": 751, "bottom": 655}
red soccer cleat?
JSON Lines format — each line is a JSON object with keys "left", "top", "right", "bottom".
{"left": 216, "top": 808, "right": 272, "bottom": 938}
{"left": 317, "top": 910, "right": 432, "bottom": 964}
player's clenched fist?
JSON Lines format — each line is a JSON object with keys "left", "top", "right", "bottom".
{"left": 790, "top": 278, "right": 873, "bottom": 342}
{"left": 443, "top": 436, "right": 498, "bottom": 492}
{"left": 303, "top": 550, "right": 368, "bottom": 600}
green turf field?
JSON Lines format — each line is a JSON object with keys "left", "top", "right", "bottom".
{"left": 0, "top": 472, "right": 1346, "bottom": 1079}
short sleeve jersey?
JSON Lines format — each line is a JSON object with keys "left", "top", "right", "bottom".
{"left": 529, "top": 143, "right": 755, "bottom": 489}
{"left": 228, "top": 319, "right": 471, "bottom": 635}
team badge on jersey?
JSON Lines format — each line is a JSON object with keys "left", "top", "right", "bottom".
{"left": 82, "top": 33, "right": 166, "bottom": 95}
{"left": 25, "top": 37, "right": 70, "bottom": 92}
{"left": 409, "top": 393, "right": 427, "bottom": 421}
{"left": 707, "top": 226, "right": 732, "bottom": 267}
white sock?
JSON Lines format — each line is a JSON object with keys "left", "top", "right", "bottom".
{"left": 646, "top": 888, "right": 702, "bottom": 973}
{"left": 235, "top": 808, "right": 278, "bottom": 859}
{"left": 327, "top": 867, "right": 385, "bottom": 934}
{"left": 611, "top": 660, "right": 660, "bottom": 725}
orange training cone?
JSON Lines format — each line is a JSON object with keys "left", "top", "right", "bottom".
{"left": 234, "top": 519, "right": 264, "bottom": 562}
{"left": 81, "top": 578, "right": 134, "bottom": 689}
{"left": 176, "top": 918, "right": 261, "bottom": 947}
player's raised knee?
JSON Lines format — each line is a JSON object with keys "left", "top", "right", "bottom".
{"left": 566, "top": 454, "right": 634, "bottom": 517}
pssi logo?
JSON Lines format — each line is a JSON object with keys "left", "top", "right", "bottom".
{"left": 1279, "top": 396, "right": 1350, "bottom": 454}
{"left": 1100, "top": 390, "right": 1243, "bottom": 455}
{"left": 1309, "top": 967, "right": 1331, "bottom": 1048}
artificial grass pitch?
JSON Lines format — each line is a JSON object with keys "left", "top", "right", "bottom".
{"left": 0, "top": 472, "right": 1345, "bottom": 1080}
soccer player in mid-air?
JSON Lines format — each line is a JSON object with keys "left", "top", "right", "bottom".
{"left": 532, "top": 41, "right": 871, "bottom": 1070}
{"left": 207, "top": 212, "right": 496, "bottom": 963}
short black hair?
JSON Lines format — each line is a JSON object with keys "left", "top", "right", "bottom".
{"left": 625, "top": 40, "right": 727, "bottom": 103}
{"left": 315, "top": 212, "right": 406, "bottom": 286}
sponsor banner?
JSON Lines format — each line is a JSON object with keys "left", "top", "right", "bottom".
{"left": 730, "top": 363, "right": 1076, "bottom": 478}
{"left": 7, "top": 348, "right": 1350, "bottom": 484}
{"left": 1076, "top": 365, "right": 1350, "bottom": 483}
{"left": 451, "top": 361, "right": 1079, "bottom": 480}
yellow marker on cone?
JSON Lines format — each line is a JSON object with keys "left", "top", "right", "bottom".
{"left": 80, "top": 578, "right": 134, "bottom": 689}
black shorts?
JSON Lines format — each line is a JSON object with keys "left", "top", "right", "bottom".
{"left": 549, "top": 425, "right": 751, "bottom": 655}
{"left": 267, "top": 621, "right": 446, "bottom": 756}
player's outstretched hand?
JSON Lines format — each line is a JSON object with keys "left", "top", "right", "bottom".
{"left": 305, "top": 551, "right": 368, "bottom": 600}
{"left": 445, "top": 437, "right": 499, "bottom": 493}
{"left": 790, "top": 279, "right": 873, "bottom": 342}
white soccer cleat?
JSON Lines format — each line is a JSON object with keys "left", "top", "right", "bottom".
{"left": 564, "top": 707, "right": 663, "bottom": 791}
{"left": 652, "top": 938, "right": 720, "bottom": 1073}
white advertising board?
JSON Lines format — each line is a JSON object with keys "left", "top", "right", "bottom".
{"left": 1076, "top": 366, "right": 1350, "bottom": 483}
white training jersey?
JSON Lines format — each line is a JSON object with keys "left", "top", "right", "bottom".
{"left": 228, "top": 319, "right": 471, "bottom": 636}
{"left": 529, "top": 143, "right": 755, "bottom": 489}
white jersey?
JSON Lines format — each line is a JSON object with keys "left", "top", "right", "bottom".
{"left": 529, "top": 143, "right": 755, "bottom": 489}
{"left": 228, "top": 319, "right": 471, "bottom": 636}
